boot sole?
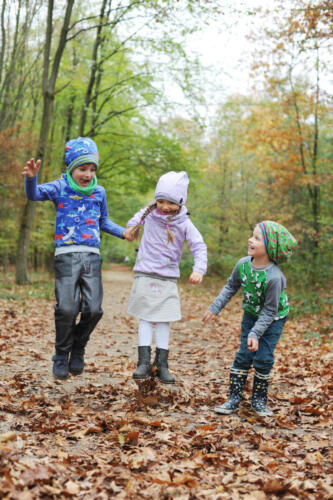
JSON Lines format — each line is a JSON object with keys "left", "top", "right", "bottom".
{"left": 69, "top": 368, "right": 84, "bottom": 375}
{"left": 53, "top": 372, "right": 69, "bottom": 380}
{"left": 132, "top": 374, "right": 152, "bottom": 380}
{"left": 214, "top": 406, "right": 239, "bottom": 415}
{"left": 253, "top": 409, "right": 273, "bottom": 417}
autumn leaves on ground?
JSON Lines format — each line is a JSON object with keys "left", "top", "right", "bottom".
{"left": 0, "top": 266, "right": 332, "bottom": 500}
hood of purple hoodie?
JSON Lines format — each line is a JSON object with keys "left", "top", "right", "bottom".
{"left": 155, "top": 171, "right": 189, "bottom": 206}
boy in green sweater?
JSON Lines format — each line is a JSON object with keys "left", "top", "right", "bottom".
{"left": 203, "top": 221, "right": 296, "bottom": 417}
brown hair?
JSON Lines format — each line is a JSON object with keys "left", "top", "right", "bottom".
{"left": 127, "top": 201, "right": 177, "bottom": 243}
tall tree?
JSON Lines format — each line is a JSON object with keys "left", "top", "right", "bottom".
{"left": 16, "top": 0, "right": 75, "bottom": 284}
{"left": 10, "top": 0, "right": 224, "bottom": 280}
{"left": 248, "top": 0, "right": 332, "bottom": 259}
{"left": 0, "top": 0, "right": 42, "bottom": 130}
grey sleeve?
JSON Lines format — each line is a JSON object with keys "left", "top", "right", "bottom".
{"left": 248, "top": 269, "right": 283, "bottom": 340}
{"left": 208, "top": 261, "right": 241, "bottom": 315}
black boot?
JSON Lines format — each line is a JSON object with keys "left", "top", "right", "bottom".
{"left": 69, "top": 344, "right": 85, "bottom": 375}
{"left": 132, "top": 346, "right": 152, "bottom": 379}
{"left": 52, "top": 352, "right": 69, "bottom": 380}
{"left": 252, "top": 370, "right": 273, "bottom": 416}
{"left": 214, "top": 367, "right": 248, "bottom": 414}
{"left": 153, "top": 348, "right": 175, "bottom": 384}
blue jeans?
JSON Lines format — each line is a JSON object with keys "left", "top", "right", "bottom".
{"left": 54, "top": 252, "right": 103, "bottom": 353}
{"left": 233, "top": 312, "right": 287, "bottom": 375}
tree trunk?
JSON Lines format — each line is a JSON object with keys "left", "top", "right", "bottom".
{"left": 0, "top": 0, "right": 22, "bottom": 129}
{"left": 16, "top": 200, "right": 36, "bottom": 283}
{"left": 0, "top": 0, "right": 7, "bottom": 85}
{"left": 311, "top": 47, "right": 320, "bottom": 251}
{"left": 15, "top": 0, "right": 75, "bottom": 284}
{"left": 79, "top": 0, "right": 109, "bottom": 136}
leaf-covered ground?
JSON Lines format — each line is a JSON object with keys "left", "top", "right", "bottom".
{"left": 0, "top": 266, "right": 332, "bottom": 499}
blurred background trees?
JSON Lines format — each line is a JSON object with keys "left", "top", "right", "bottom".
{"left": 0, "top": 0, "right": 331, "bottom": 294}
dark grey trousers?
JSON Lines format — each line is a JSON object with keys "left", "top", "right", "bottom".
{"left": 54, "top": 252, "right": 103, "bottom": 354}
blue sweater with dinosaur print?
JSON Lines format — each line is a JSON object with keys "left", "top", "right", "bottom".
{"left": 25, "top": 174, "right": 125, "bottom": 253}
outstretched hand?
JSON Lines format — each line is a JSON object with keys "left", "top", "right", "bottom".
{"left": 202, "top": 309, "right": 216, "bottom": 322}
{"left": 189, "top": 271, "right": 203, "bottom": 284}
{"left": 23, "top": 158, "right": 41, "bottom": 178}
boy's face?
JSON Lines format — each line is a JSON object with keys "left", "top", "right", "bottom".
{"left": 71, "top": 163, "right": 97, "bottom": 187}
{"left": 156, "top": 199, "right": 180, "bottom": 216}
{"left": 248, "top": 225, "right": 267, "bottom": 260}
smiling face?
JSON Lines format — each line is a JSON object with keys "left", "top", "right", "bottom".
{"left": 248, "top": 225, "right": 269, "bottom": 265}
{"left": 156, "top": 199, "right": 180, "bottom": 216}
{"left": 71, "top": 163, "right": 97, "bottom": 187}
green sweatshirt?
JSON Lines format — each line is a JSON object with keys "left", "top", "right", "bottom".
{"left": 209, "top": 256, "right": 289, "bottom": 340}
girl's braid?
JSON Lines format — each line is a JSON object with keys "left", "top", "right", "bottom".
{"left": 166, "top": 213, "right": 175, "bottom": 244}
{"left": 127, "top": 201, "right": 157, "bottom": 240}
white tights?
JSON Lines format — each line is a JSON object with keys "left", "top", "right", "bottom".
{"left": 138, "top": 319, "right": 170, "bottom": 350}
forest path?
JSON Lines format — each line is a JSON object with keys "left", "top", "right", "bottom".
{"left": 0, "top": 264, "right": 241, "bottom": 393}
{"left": 0, "top": 265, "right": 331, "bottom": 499}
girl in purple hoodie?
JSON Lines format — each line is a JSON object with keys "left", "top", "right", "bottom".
{"left": 127, "top": 171, "right": 207, "bottom": 383}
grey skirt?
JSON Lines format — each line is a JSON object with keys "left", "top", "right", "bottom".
{"left": 128, "top": 274, "right": 181, "bottom": 322}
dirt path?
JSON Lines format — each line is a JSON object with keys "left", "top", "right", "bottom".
{"left": 0, "top": 264, "right": 241, "bottom": 390}
{"left": 0, "top": 265, "right": 331, "bottom": 499}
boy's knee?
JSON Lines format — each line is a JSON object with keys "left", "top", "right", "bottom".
{"left": 55, "top": 305, "right": 76, "bottom": 322}
{"left": 234, "top": 352, "right": 252, "bottom": 371}
{"left": 253, "top": 359, "right": 273, "bottom": 375}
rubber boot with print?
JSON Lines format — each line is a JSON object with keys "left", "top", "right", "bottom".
{"left": 214, "top": 367, "right": 248, "bottom": 414}
{"left": 251, "top": 370, "right": 273, "bottom": 417}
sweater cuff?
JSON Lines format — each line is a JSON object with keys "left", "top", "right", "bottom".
{"left": 209, "top": 305, "right": 219, "bottom": 315}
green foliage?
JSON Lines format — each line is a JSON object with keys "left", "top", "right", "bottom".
{"left": 0, "top": 0, "right": 331, "bottom": 312}
{"left": 0, "top": 272, "right": 54, "bottom": 301}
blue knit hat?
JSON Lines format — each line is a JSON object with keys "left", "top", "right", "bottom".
{"left": 65, "top": 137, "right": 99, "bottom": 173}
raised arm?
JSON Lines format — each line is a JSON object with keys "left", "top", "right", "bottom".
{"left": 23, "top": 158, "right": 41, "bottom": 178}
{"left": 23, "top": 158, "right": 61, "bottom": 201}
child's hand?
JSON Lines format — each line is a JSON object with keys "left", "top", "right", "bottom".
{"left": 123, "top": 228, "right": 135, "bottom": 241}
{"left": 202, "top": 309, "right": 216, "bottom": 322}
{"left": 189, "top": 271, "right": 203, "bottom": 284}
{"left": 23, "top": 158, "right": 41, "bottom": 178}
{"left": 247, "top": 337, "right": 258, "bottom": 352}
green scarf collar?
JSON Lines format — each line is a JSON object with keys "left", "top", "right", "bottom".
{"left": 66, "top": 171, "right": 97, "bottom": 195}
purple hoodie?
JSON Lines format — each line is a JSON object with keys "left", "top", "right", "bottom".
{"left": 127, "top": 171, "right": 207, "bottom": 278}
